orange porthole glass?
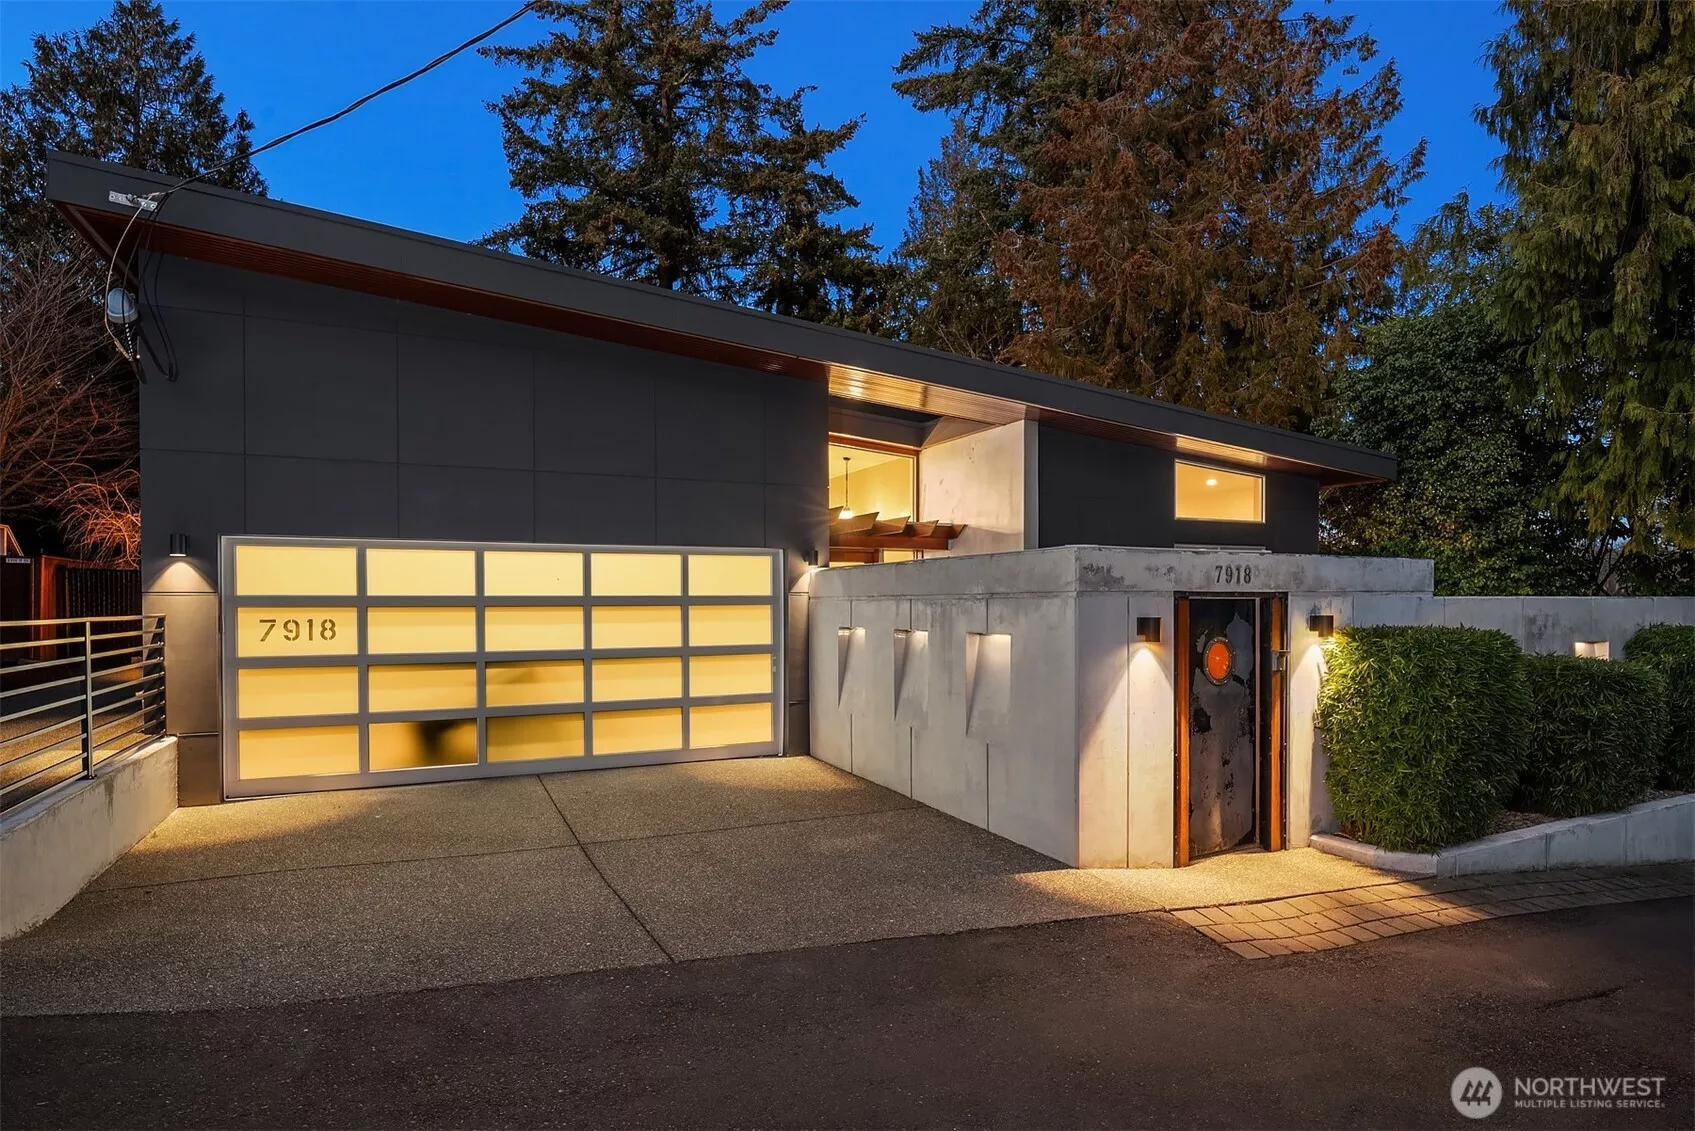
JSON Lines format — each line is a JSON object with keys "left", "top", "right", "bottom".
{"left": 1203, "top": 638, "right": 1234, "bottom": 684}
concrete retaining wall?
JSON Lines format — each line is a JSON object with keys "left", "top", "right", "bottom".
{"left": 1311, "top": 794, "right": 1695, "bottom": 876}
{"left": 0, "top": 737, "right": 178, "bottom": 939}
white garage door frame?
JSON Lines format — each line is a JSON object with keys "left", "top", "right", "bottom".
{"left": 219, "top": 536, "right": 785, "bottom": 799}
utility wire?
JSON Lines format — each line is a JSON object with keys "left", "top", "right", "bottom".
{"left": 105, "top": 0, "right": 539, "bottom": 371}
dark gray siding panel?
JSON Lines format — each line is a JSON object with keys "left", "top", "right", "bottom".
{"left": 243, "top": 270, "right": 399, "bottom": 333}
{"left": 1036, "top": 426, "right": 1174, "bottom": 548}
{"left": 244, "top": 318, "right": 398, "bottom": 461}
{"left": 654, "top": 370, "right": 766, "bottom": 484}
{"left": 398, "top": 464, "right": 536, "bottom": 542}
{"left": 139, "top": 448, "right": 243, "bottom": 592}
{"left": 1265, "top": 471, "right": 1321, "bottom": 554}
{"left": 140, "top": 308, "right": 245, "bottom": 453}
{"left": 533, "top": 345, "right": 657, "bottom": 476}
{"left": 766, "top": 381, "right": 829, "bottom": 488}
{"left": 1038, "top": 424, "right": 1325, "bottom": 551}
{"left": 397, "top": 335, "right": 534, "bottom": 470}
{"left": 657, "top": 479, "right": 766, "bottom": 546}
{"left": 246, "top": 456, "right": 399, "bottom": 538}
{"left": 535, "top": 472, "right": 658, "bottom": 544}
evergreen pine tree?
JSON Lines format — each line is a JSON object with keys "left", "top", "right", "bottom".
{"left": 484, "top": 0, "right": 881, "bottom": 314}
{"left": 890, "top": 0, "right": 1092, "bottom": 357}
{"left": 0, "top": 0, "right": 264, "bottom": 254}
{"left": 738, "top": 93, "right": 886, "bottom": 327}
{"left": 1479, "top": 0, "right": 1695, "bottom": 551}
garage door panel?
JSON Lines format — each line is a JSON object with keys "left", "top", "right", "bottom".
{"left": 222, "top": 538, "right": 782, "bottom": 797}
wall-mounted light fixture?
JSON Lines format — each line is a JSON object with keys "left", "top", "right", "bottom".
{"left": 168, "top": 533, "right": 190, "bottom": 558}
{"left": 1135, "top": 616, "right": 1162, "bottom": 643}
{"left": 1307, "top": 613, "right": 1335, "bottom": 639}
{"left": 1574, "top": 640, "right": 1610, "bottom": 660}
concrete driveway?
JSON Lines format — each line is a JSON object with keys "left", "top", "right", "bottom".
{"left": 1, "top": 756, "right": 1386, "bottom": 1015}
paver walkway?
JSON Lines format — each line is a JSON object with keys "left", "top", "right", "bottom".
{"left": 1173, "top": 863, "right": 1694, "bottom": 957}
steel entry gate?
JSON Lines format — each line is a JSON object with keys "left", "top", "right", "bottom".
{"left": 220, "top": 537, "right": 784, "bottom": 798}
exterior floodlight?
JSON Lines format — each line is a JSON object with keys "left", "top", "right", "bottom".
{"left": 105, "top": 288, "right": 139, "bottom": 326}
{"left": 1307, "top": 613, "right": 1335, "bottom": 638}
{"left": 168, "top": 533, "right": 190, "bottom": 558}
{"left": 1135, "top": 616, "right": 1162, "bottom": 643}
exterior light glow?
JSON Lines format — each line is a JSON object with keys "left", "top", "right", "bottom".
{"left": 1205, "top": 477, "right": 1218, "bottom": 487}
{"left": 1574, "top": 640, "right": 1610, "bottom": 660}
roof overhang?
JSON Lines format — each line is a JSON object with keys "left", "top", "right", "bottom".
{"left": 48, "top": 153, "right": 1395, "bottom": 487}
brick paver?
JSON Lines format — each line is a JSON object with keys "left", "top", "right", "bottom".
{"left": 1174, "top": 863, "right": 1692, "bottom": 959}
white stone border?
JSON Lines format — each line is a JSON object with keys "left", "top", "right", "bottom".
{"left": 1311, "top": 793, "right": 1695, "bottom": 877}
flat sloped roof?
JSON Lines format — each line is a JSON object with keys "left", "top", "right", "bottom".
{"left": 47, "top": 151, "right": 1394, "bottom": 485}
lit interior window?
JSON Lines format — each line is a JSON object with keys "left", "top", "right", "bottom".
{"left": 1174, "top": 461, "right": 1264, "bottom": 523}
{"left": 828, "top": 442, "right": 915, "bottom": 522}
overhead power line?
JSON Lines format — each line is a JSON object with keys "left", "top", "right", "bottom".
{"left": 106, "top": 0, "right": 539, "bottom": 373}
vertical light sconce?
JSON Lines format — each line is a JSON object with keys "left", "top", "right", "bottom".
{"left": 1574, "top": 640, "right": 1610, "bottom": 660}
{"left": 1135, "top": 616, "right": 1161, "bottom": 643}
{"left": 1307, "top": 613, "right": 1335, "bottom": 639}
{"left": 168, "top": 532, "right": 190, "bottom": 558}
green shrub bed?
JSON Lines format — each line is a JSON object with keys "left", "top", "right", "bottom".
{"left": 1623, "top": 624, "right": 1695, "bottom": 791}
{"left": 1516, "top": 654, "right": 1665, "bottom": 817}
{"left": 1318, "top": 625, "right": 1529, "bottom": 852}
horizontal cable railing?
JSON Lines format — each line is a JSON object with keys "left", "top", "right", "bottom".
{"left": 0, "top": 615, "right": 167, "bottom": 816}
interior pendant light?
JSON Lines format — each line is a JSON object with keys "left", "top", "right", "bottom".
{"left": 838, "top": 455, "right": 854, "bottom": 519}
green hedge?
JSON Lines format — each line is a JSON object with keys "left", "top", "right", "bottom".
{"left": 1516, "top": 655, "right": 1665, "bottom": 816}
{"left": 1623, "top": 624, "right": 1695, "bottom": 790}
{"left": 1318, "top": 625, "right": 1529, "bottom": 852}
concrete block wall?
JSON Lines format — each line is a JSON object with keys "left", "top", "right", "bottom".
{"left": 815, "top": 548, "right": 1689, "bottom": 868}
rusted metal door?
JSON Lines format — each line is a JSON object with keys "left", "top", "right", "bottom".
{"left": 1180, "top": 597, "right": 1260, "bottom": 861}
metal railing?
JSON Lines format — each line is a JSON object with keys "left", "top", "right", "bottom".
{"left": 0, "top": 614, "right": 166, "bottom": 816}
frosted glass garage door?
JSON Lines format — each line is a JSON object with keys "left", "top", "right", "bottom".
{"left": 220, "top": 538, "right": 783, "bottom": 798}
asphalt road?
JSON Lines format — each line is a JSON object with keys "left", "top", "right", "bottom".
{"left": 3, "top": 898, "right": 1690, "bottom": 1130}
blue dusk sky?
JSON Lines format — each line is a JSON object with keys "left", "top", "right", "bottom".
{"left": 2, "top": 0, "right": 1513, "bottom": 250}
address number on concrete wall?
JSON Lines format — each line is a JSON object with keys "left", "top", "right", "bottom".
{"left": 1214, "top": 563, "right": 1253, "bottom": 585}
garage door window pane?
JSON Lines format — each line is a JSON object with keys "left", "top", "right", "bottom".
{"left": 594, "top": 708, "right": 682, "bottom": 754}
{"left": 369, "top": 718, "right": 478, "bottom": 770}
{"left": 485, "top": 606, "right": 583, "bottom": 652}
{"left": 690, "top": 702, "right": 772, "bottom": 748}
{"left": 486, "top": 660, "right": 583, "bottom": 707}
{"left": 368, "top": 664, "right": 478, "bottom": 712}
{"left": 592, "top": 605, "right": 682, "bottom": 649}
{"left": 368, "top": 607, "right": 477, "bottom": 653}
{"left": 239, "top": 725, "right": 359, "bottom": 778}
{"left": 689, "top": 654, "right": 772, "bottom": 697}
{"left": 237, "top": 608, "right": 357, "bottom": 658}
{"left": 238, "top": 667, "right": 358, "bottom": 719}
{"left": 484, "top": 551, "right": 583, "bottom": 596}
{"left": 235, "top": 545, "right": 357, "bottom": 596}
{"left": 590, "top": 553, "right": 682, "bottom": 596}
{"left": 488, "top": 713, "right": 584, "bottom": 761}
{"left": 366, "top": 548, "right": 476, "bottom": 595}
{"left": 688, "top": 554, "right": 773, "bottom": 596}
{"left": 689, "top": 605, "right": 772, "bottom": 646}
{"left": 592, "top": 656, "right": 682, "bottom": 702}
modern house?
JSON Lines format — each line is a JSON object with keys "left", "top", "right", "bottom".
{"left": 58, "top": 152, "right": 1672, "bottom": 871}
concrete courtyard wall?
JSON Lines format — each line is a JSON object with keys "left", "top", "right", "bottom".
{"left": 811, "top": 546, "right": 1691, "bottom": 868}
